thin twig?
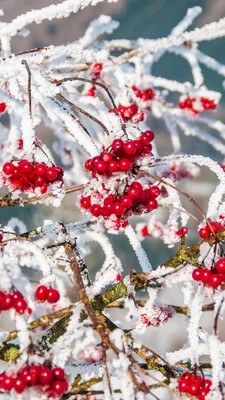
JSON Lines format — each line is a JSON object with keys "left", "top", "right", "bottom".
{"left": 57, "top": 93, "right": 110, "bottom": 136}
{"left": 22, "top": 60, "right": 32, "bottom": 119}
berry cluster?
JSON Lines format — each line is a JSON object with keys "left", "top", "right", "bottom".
{"left": 109, "top": 104, "right": 145, "bottom": 123}
{"left": 81, "top": 131, "right": 158, "bottom": 228}
{"left": 0, "top": 290, "right": 30, "bottom": 315}
{"left": 198, "top": 220, "right": 224, "bottom": 238}
{"left": 179, "top": 96, "right": 217, "bottom": 115}
{"left": 87, "top": 63, "right": 103, "bottom": 96}
{"left": 192, "top": 257, "right": 225, "bottom": 289}
{"left": 0, "top": 365, "right": 69, "bottom": 397}
{"left": 132, "top": 85, "right": 155, "bottom": 102}
{"left": 81, "top": 181, "right": 160, "bottom": 220}
{"left": 2, "top": 160, "right": 64, "bottom": 193}
{"left": 85, "top": 131, "right": 155, "bottom": 177}
{"left": 178, "top": 372, "right": 212, "bottom": 399}
{"left": 35, "top": 285, "right": 60, "bottom": 304}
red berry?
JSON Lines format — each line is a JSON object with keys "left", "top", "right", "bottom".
{"left": 19, "top": 160, "right": 33, "bottom": 175}
{"left": 112, "top": 202, "right": 124, "bottom": 216}
{"left": 2, "top": 294, "right": 14, "bottom": 310}
{"left": 102, "top": 152, "right": 113, "bottom": 163}
{"left": 181, "top": 372, "right": 192, "bottom": 382}
{"left": 141, "top": 93, "right": 149, "bottom": 102}
{"left": 14, "top": 298, "right": 27, "bottom": 314}
{"left": 87, "top": 87, "right": 96, "bottom": 97}
{"left": 188, "top": 383, "right": 200, "bottom": 395}
{"left": 121, "top": 196, "right": 133, "bottom": 208}
{"left": 0, "top": 102, "right": 6, "bottom": 113}
{"left": 142, "top": 130, "right": 155, "bottom": 141}
{"left": 192, "top": 268, "right": 203, "bottom": 281}
{"left": 179, "top": 102, "right": 186, "bottom": 109}
{"left": 35, "top": 285, "right": 48, "bottom": 302}
{"left": 34, "top": 176, "right": 46, "bottom": 187}
{"left": 52, "top": 367, "right": 65, "bottom": 380}
{"left": 142, "top": 144, "right": 152, "bottom": 154}
{"left": 119, "top": 158, "right": 132, "bottom": 172}
{"left": 139, "top": 189, "right": 149, "bottom": 205}
{"left": 13, "top": 291, "right": 23, "bottom": 302}
{"left": 198, "top": 388, "right": 210, "bottom": 400}
{"left": 95, "top": 160, "right": 107, "bottom": 174}
{"left": 201, "top": 269, "right": 212, "bottom": 284}
{"left": 34, "top": 163, "right": 47, "bottom": 177}
{"left": 133, "top": 140, "right": 143, "bottom": 154}
{"left": 215, "top": 258, "right": 225, "bottom": 273}
{"left": 84, "top": 159, "right": 93, "bottom": 172}
{"left": 3, "top": 162, "right": 15, "bottom": 175}
{"left": 181, "top": 227, "right": 188, "bottom": 235}
{"left": 178, "top": 380, "right": 189, "bottom": 392}
{"left": 128, "top": 182, "right": 142, "bottom": 200}
{"left": 14, "top": 377, "right": 26, "bottom": 394}
{"left": 52, "top": 379, "right": 68, "bottom": 396}
{"left": 2, "top": 376, "right": 14, "bottom": 391}
{"left": 191, "top": 375, "right": 203, "bottom": 386}
{"left": 140, "top": 133, "right": 152, "bottom": 146}
{"left": 209, "top": 274, "right": 222, "bottom": 289}
{"left": 104, "top": 195, "right": 115, "bottom": 204}
{"left": 92, "top": 63, "right": 103, "bottom": 74}
{"left": 112, "top": 139, "right": 124, "bottom": 155}
{"left": 11, "top": 166, "right": 21, "bottom": 179}
{"left": 21, "top": 174, "right": 31, "bottom": 186}
{"left": 124, "top": 141, "right": 136, "bottom": 156}
{"left": 148, "top": 186, "right": 160, "bottom": 198}
{"left": 126, "top": 104, "right": 137, "bottom": 117}
{"left": 29, "top": 365, "right": 42, "bottom": 377}
{"left": 203, "top": 379, "right": 212, "bottom": 390}
{"left": 108, "top": 160, "right": 119, "bottom": 173}
{"left": 25, "top": 372, "right": 37, "bottom": 386}
{"left": 90, "top": 204, "right": 102, "bottom": 217}
{"left": 47, "top": 288, "right": 60, "bottom": 304}
{"left": 46, "top": 167, "right": 58, "bottom": 181}
{"left": 146, "top": 198, "right": 158, "bottom": 212}
{"left": 199, "top": 226, "right": 210, "bottom": 238}
{"left": 80, "top": 196, "right": 91, "bottom": 210}
{"left": 19, "top": 367, "right": 29, "bottom": 378}
{"left": 141, "top": 226, "right": 149, "bottom": 237}
{"left": 39, "top": 366, "right": 53, "bottom": 385}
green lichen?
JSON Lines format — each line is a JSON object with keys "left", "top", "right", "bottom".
{"left": 0, "top": 344, "right": 20, "bottom": 361}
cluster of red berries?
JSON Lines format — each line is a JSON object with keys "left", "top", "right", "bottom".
{"left": 0, "top": 290, "right": 30, "bottom": 315}
{"left": 109, "top": 104, "right": 145, "bottom": 123}
{"left": 2, "top": 160, "right": 64, "bottom": 193}
{"left": 35, "top": 285, "right": 60, "bottom": 304}
{"left": 179, "top": 96, "right": 217, "bottom": 115}
{"left": 82, "top": 131, "right": 158, "bottom": 226}
{"left": 81, "top": 181, "right": 160, "bottom": 219}
{"left": 87, "top": 63, "right": 103, "bottom": 96}
{"left": 178, "top": 372, "right": 212, "bottom": 399}
{"left": 0, "top": 365, "right": 69, "bottom": 397}
{"left": 192, "top": 257, "right": 225, "bottom": 289}
{"left": 0, "top": 102, "right": 6, "bottom": 113}
{"left": 198, "top": 221, "right": 224, "bottom": 239}
{"left": 132, "top": 85, "right": 155, "bottom": 102}
{"left": 84, "top": 131, "right": 154, "bottom": 177}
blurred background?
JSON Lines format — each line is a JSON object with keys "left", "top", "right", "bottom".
{"left": 0, "top": 2, "right": 224, "bottom": 396}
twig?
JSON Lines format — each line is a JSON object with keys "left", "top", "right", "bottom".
{"left": 57, "top": 93, "right": 110, "bottom": 136}
{"left": 22, "top": 60, "right": 32, "bottom": 119}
